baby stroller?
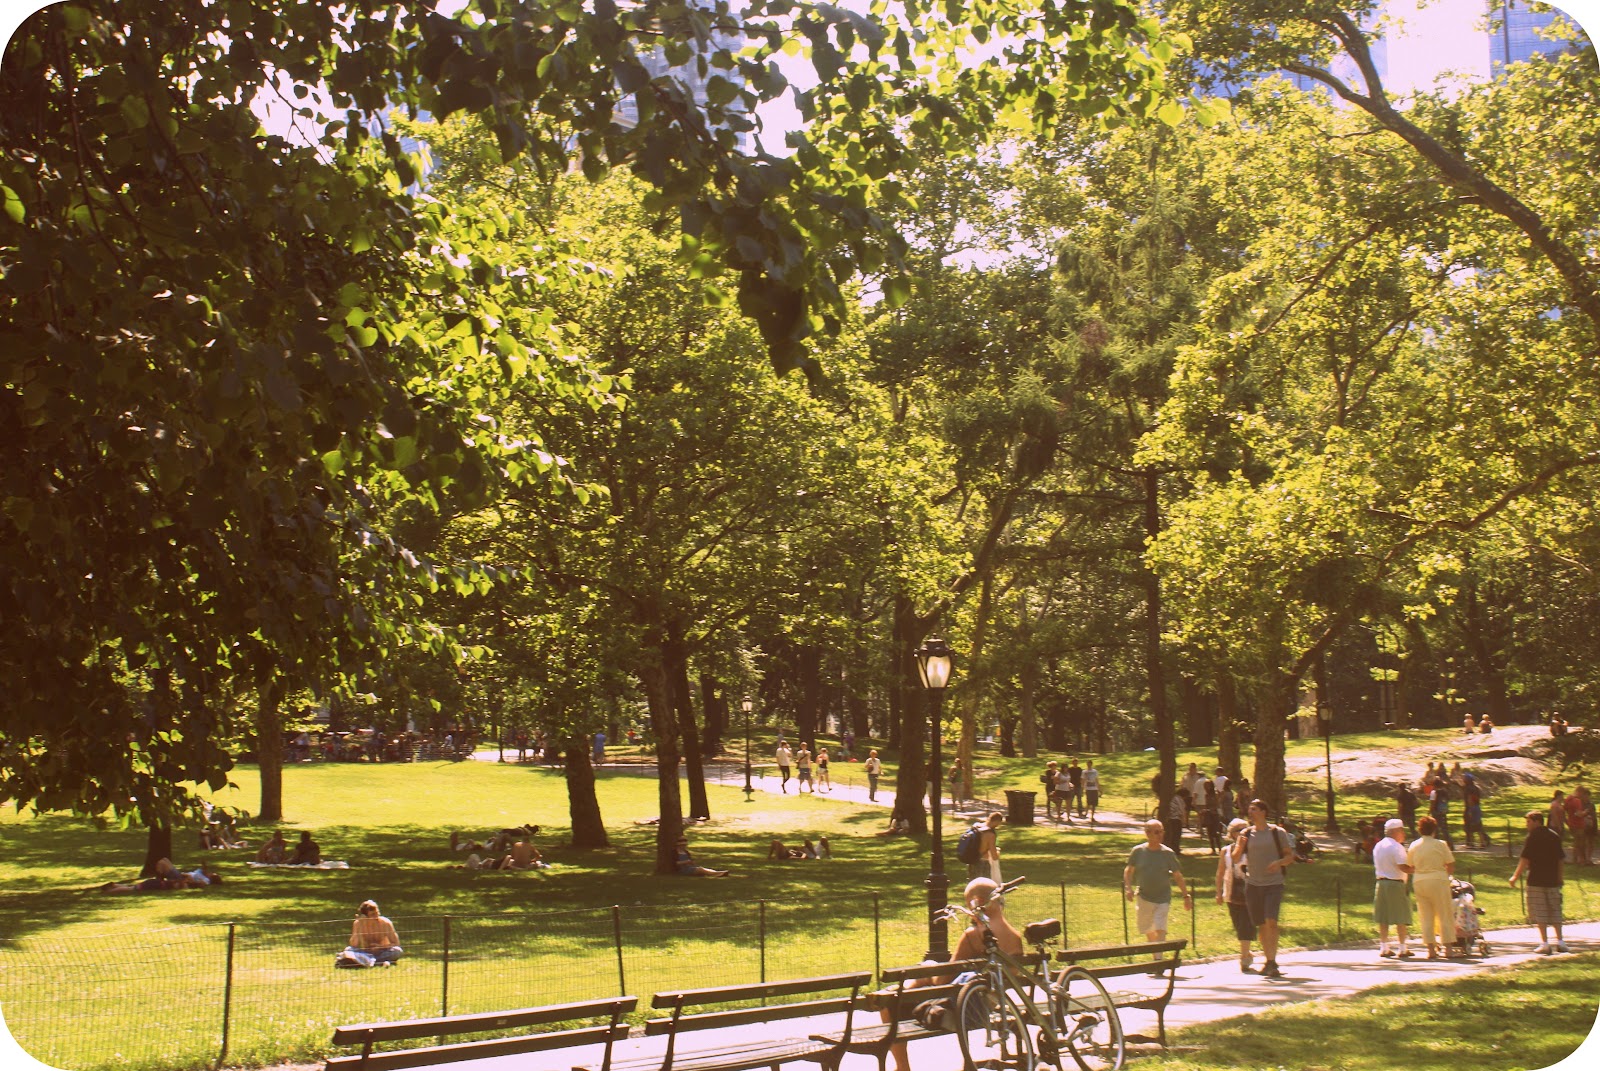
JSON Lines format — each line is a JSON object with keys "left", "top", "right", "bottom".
{"left": 1451, "top": 878, "right": 1490, "bottom": 956}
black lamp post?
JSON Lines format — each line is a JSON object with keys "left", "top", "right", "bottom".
{"left": 742, "top": 696, "right": 755, "bottom": 802}
{"left": 1318, "top": 699, "right": 1336, "bottom": 833}
{"left": 917, "top": 634, "right": 954, "bottom": 962}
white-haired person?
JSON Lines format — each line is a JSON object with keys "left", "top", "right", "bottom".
{"left": 1372, "top": 818, "right": 1416, "bottom": 959}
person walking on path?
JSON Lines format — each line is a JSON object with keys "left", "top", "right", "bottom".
{"left": 796, "top": 746, "right": 813, "bottom": 793}
{"left": 1575, "top": 786, "right": 1596, "bottom": 866}
{"left": 1041, "top": 761, "right": 1061, "bottom": 819}
{"left": 1214, "top": 767, "right": 1233, "bottom": 824}
{"left": 1461, "top": 774, "right": 1487, "bottom": 848}
{"left": 1068, "top": 758, "right": 1085, "bottom": 818}
{"left": 775, "top": 741, "right": 793, "bottom": 793}
{"left": 1083, "top": 761, "right": 1102, "bottom": 822}
{"left": 1510, "top": 809, "right": 1570, "bottom": 953}
{"left": 1242, "top": 799, "right": 1295, "bottom": 979}
{"left": 1548, "top": 789, "right": 1569, "bottom": 847}
{"left": 816, "top": 747, "right": 832, "bottom": 792}
{"left": 1215, "top": 818, "right": 1258, "bottom": 972}
{"left": 1373, "top": 818, "right": 1415, "bottom": 959}
{"left": 1125, "top": 819, "right": 1192, "bottom": 950}
{"left": 1408, "top": 815, "right": 1457, "bottom": 959}
{"left": 865, "top": 749, "right": 882, "bottom": 801}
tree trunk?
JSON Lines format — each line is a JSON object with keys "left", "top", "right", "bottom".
{"left": 1179, "top": 674, "right": 1213, "bottom": 747}
{"left": 699, "top": 671, "right": 726, "bottom": 758}
{"left": 256, "top": 677, "right": 288, "bottom": 822}
{"left": 564, "top": 736, "right": 609, "bottom": 848}
{"left": 139, "top": 823, "right": 174, "bottom": 878}
{"left": 670, "top": 633, "right": 710, "bottom": 822}
{"left": 796, "top": 646, "right": 822, "bottom": 750}
{"left": 1143, "top": 470, "right": 1176, "bottom": 825}
{"left": 1461, "top": 576, "right": 1513, "bottom": 725}
{"left": 639, "top": 654, "right": 685, "bottom": 874}
{"left": 1216, "top": 671, "right": 1242, "bottom": 780}
{"left": 1251, "top": 675, "right": 1295, "bottom": 815}
{"left": 891, "top": 596, "right": 929, "bottom": 833}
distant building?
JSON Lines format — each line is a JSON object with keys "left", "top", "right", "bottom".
{"left": 1488, "top": 0, "right": 1574, "bottom": 74}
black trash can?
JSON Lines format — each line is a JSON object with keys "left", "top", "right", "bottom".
{"left": 1005, "top": 789, "right": 1037, "bottom": 825}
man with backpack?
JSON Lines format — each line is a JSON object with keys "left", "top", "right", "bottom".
{"left": 1242, "top": 799, "right": 1296, "bottom": 979}
{"left": 957, "top": 812, "right": 1004, "bottom": 881}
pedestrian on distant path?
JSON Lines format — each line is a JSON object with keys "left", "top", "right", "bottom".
{"left": 1041, "top": 761, "right": 1060, "bottom": 819}
{"left": 1214, "top": 767, "right": 1233, "bottom": 824}
{"left": 592, "top": 730, "right": 606, "bottom": 765}
{"left": 1396, "top": 782, "right": 1418, "bottom": 834}
{"left": 1215, "top": 818, "right": 1257, "bottom": 972}
{"left": 816, "top": 747, "right": 832, "bottom": 792}
{"left": 1242, "top": 799, "right": 1295, "bottom": 979}
{"left": 1165, "top": 791, "right": 1186, "bottom": 854}
{"left": 1125, "top": 819, "right": 1191, "bottom": 949}
{"left": 796, "top": 747, "right": 814, "bottom": 792}
{"left": 775, "top": 742, "right": 793, "bottom": 794}
{"left": 1510, "top": 809, "right": 1570, "bottom": 953}
{"left": 1083, "top": 761, "right": 1101, "bottom": 822}
{"left": 1575, "top": 786, "right": 1596, "bottom": 866}
{"left": 1461, "top": 773, "right": 1487, "bottom": 848}
{"left": 1372, "top": 818, "right": 1415, "bottom": 959}
{"left": 1068, "top": 758, "right": 1085, "bottom": 817}
{"left": 1408, "top": 815, "right": 1456, "bottom": 959}
{"left": 1428, "top": 777, "right": 1454, "bottom": 848}
{"left": 865, "top": 749, "right": 882, "bottom": 801}
{"left": 1052, "top": 764, "right": 1073, "bottom": 824}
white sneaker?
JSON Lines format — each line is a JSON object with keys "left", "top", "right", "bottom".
{"left": 1535, "top": 942, "right": 1551, "bottom": 954}
{"left": 1556, "top": 940, "right": 1572, "bottom": 953}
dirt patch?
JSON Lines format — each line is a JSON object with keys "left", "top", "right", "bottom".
{"left": 1291, "top": 725, "right": 1557, "bottom": 799}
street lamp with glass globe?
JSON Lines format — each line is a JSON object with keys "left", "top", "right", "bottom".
{"left": 917, "top": 634, "right": 954, "bottom": 962}
{"left": 742, "top": 696, "right": 755, "bottom": 802}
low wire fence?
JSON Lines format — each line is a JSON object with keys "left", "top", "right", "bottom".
{"left": 2, "top": 873, "right": 1587, "bottom": 1071}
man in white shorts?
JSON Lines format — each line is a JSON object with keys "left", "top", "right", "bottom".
{"left": 1124, "top": 819, "right": 1191, "bottom": 949}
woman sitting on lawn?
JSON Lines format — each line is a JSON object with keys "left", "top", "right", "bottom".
{"left": 255, "top": 829, "right": 289, "bottom": 864}
{"left": 339, "top": 899, "right": 403, "bottom": 966}
{"left": 101, "top": 858, "right": 221, "bottom": 893}
{"left": 288, "top": 830, "right": 321, "bottom": 866}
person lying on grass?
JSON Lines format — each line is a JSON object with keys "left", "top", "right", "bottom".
{"left": 100, "top": 858, "right": 221, "bottom": 893}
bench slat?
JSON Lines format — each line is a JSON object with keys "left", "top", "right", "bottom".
{"left": 332, "top": 998, "right": 637, "bottom": 1045}
{"left": 650, "top": 972, "right": 869, "bottom": 1009}
{"left": 876, "top": 959, "right": 986, "bottom": 985}
{"left": 1056, "top": 940, "right": 1186, "bottom": 964}
{"left": 1074, "top": 960, "right": 1180, "bottom": 982}
{"left": 585, "top": 1037, "right": 836, "bottom": 1071}
{"left": 645, "top": 997, "right": 855, "bottom": 1035}
{"left": 326, "top": 1025, "right": 627, "bottom": 1071}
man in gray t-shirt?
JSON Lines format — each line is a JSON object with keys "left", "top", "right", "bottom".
{"left": 1240, "top": 800, "right": 1295, "bottom": 978}
{"left": 1124, "top": 819, "right": 1191, "bottom": 946}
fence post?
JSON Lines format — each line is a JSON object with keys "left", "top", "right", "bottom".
{"left": 1336, "top": 880, "right": 1342, "bottom": 938}
{"left": 759, "top": 900, "right": 768, "bottom": 983}
{"left": 441, "top": 916, "right": 452, "bottom": 1020}
{"left": 1059, "top": 881, "right": 1068, "bottom": 949}
{"left": 1190, "top": 889, "right": 1197, "bottom": 952}
{"left": 1120, "top": 889, "right": 1129, "bottom": 945}
{"left": 612, "top": 906, "right": 626, "bottom": 996}
{"left": 872, "top": 894, "right": 881, "bottom": 979}
{"left": 216, "top": 923, "right": 235, "bottom": 1071}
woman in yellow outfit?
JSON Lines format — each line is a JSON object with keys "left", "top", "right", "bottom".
{"left": 1407, "top": 816, "right": 1457, "bottom": 958}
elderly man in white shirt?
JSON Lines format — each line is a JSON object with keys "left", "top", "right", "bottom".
{"left": 1372, "top": 818, "right": 1416, "bottom": 958}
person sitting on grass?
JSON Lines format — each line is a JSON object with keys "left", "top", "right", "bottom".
{"left": 288, "top": 830, "right": 321, "bottom": 866}
{"left": 877, "top": 814, "right": 911, "bottom": 836}
{"left": 498, "top": 839, "right": 547, "bottom": 870}
{"left": 255, "top": 829, "right": 289, "bottom": 864}
{"left": 338, "top": 899, "right": 404, "bottom": 967}
{"left": 674, "top": 836, "right": 730, "bottom": 877}
{"left": 101, "top": 858, "right": 221, "bottom": 893}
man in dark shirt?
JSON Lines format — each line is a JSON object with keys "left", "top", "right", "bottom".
{"left": 1509, "top": 810, "right": 1568, "bottom": 953}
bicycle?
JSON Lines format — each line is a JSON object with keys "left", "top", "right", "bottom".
{"left": 938, "top": 876, "right": 1125, "bottom": 1071}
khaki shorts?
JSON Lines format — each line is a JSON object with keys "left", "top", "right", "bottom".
{"left": 1136, "top": 897, "right": 1172, "bottom": 934}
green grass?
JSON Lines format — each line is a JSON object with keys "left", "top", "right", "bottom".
{"left": 0, "top": 733, "right": 1587, "bottom": 1071}
{"left": 1142, "top": 953, "right": 1600, "bottom": 1071}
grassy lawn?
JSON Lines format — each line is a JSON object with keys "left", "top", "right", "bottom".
{"left": 1142, "top": 953, "right": 1600, "bottom": 1071}
{"left": 0, "top": 731, "right": 1588, "bottom": 1071}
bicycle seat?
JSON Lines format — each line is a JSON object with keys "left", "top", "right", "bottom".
{"left": 1023, "top": 918, "right": 1062, "bottom": 944}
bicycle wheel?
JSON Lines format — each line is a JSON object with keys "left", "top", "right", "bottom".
{"left": 955, "top": 978, "right": 1036, "bottom": 1071}
{"left": 1054, "top": 967, "right": 1124, "bottom": 1071}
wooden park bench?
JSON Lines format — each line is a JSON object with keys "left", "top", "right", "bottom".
{"left": 326, "top": 996, "right": 637, "bottom": 1071}
{"left": 806, "top": 958, "right": 981, "bottom": 1071}
{"left": 1054, "top": 939, "right": 1187, "bottom": 1048}
{"left": 577, "top": 972, "right": 872, "bottom": 1071}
